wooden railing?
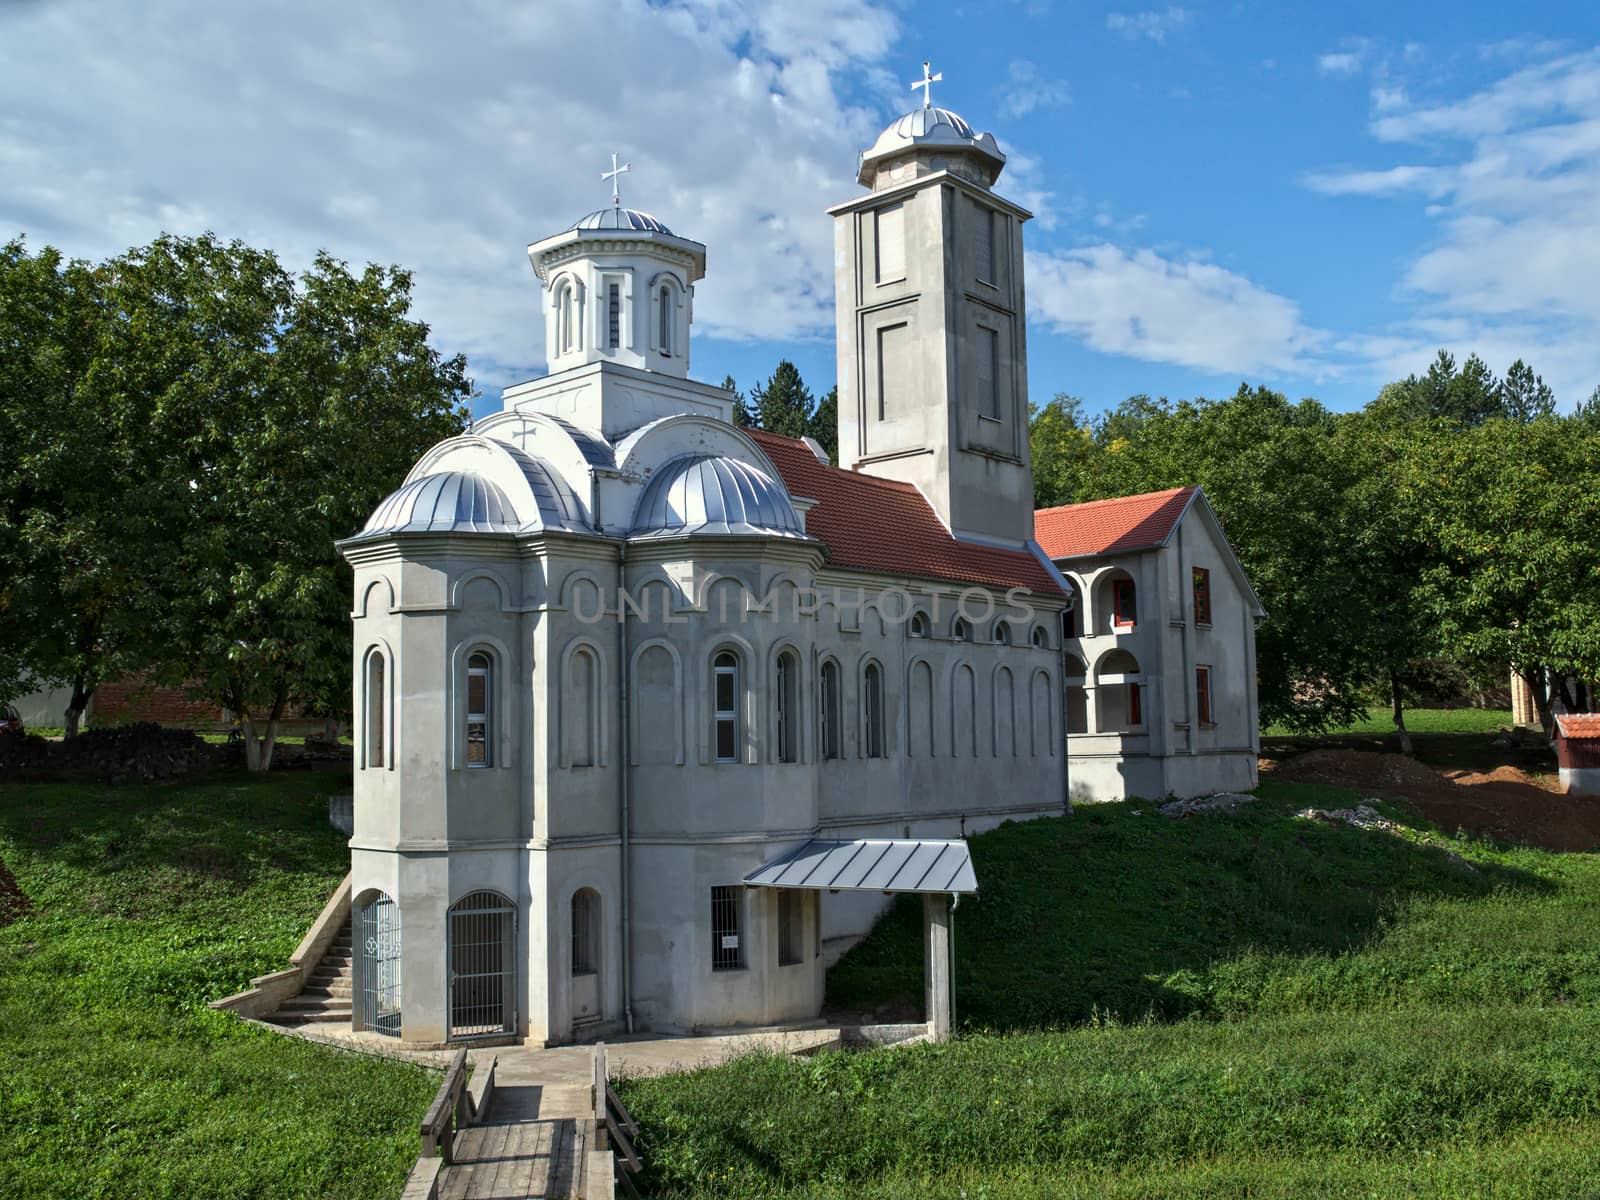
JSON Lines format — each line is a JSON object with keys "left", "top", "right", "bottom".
{"left": 592, "top": 1043, "right": 642, "bottom": 1196}
{"left": 420, "top": 1048, "right": 471, "bottom": 1163}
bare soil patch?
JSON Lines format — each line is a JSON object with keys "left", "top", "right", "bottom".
{"left": 1265, "top": 748, "right": 1600, "bottom": 851}
{"left": 0, "top": 857, "right": 32, "bottom": 927}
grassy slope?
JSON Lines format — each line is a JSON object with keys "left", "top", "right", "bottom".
{"left": 0, "top": 771, "right": 437, "bottom": 1200}
{"left": 622, "top": 782, "right": 1600, "bottom": 1198}
{"left": 1264, "top": 707, "right": 1514, "bottom": 737}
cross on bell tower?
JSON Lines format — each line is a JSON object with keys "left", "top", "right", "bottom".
{"left": 602, "top": 153, "right": 630, "bottom": 209}
{"left": 911, "top": 60, "right": 942, "bottom": 108}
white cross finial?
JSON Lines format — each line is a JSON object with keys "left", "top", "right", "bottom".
{"left": 601, "top": 153, "right": 631, "bottom": 208}
{"left": 911, "top": 60, "right": 942, "bottom": 109}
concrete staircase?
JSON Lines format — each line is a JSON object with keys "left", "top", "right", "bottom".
{"left": 272, "top": 917, "right": 353, "bottom": 1026}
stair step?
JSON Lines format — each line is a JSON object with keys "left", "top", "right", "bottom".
{"left": 276, "top": 1008, "right": 353, "bottom": 1025}
{"left": 310, "top": 969, "right": 352, "bottom": 984}
{"left": 302, "top": 984, "right": 353, "bottom": 1000}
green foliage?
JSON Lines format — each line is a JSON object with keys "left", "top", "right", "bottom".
{"left": 751, "top": 360, "right": 815, "bottom": 439}
{"left": 721, "top": 374, "right": 753, "bottom": 428}
{"left": 0, "top": 770, "right": 438, "bottom": 1199}
{"left": 807, "top": 385, "right": 839, "bottom": 465}
{"left": 621, "top": 783, "right": 1600, "bottom": 1198}
{"left": 1379, "top": 350, "right": 1555, "bottom": 427}
{"left": 1028, "top": 394, "right": 1096, "bottom": 507}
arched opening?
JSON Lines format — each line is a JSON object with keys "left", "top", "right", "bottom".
{"left": 776, "top": 649, "right": 800, "bottom": 763}
{"left": 363, "top": 648, "right": 386, "bottom": 769}
{"left": 354, "top": 890, "right": 401, "bottom": 1037}
{"left": 570, "top": 888, "right": 602, "bottom": 1030}
{"left": 1096, "top": 648, "right": 1144, "bottom": 733}
{"left": 820, "top": 659, "right": 841, "bottom": 760}
{"left": 564, "top": 646, "right": 598, "bottom": 768}
{"left": 909, "top": 611, "right": 930, "bottom": 639}
{"left": 1095, "top": 570, "right": 1138, "bottom": 634}
{"left": 712, "top": 650, "right": 741, "bottom": 762}
{"left": 658, "top": 285, "right": 673, "bottom": 356}
{"left": 466, "top": 651, "right": 492, "bottom": 767}
{"left": 863, "top": 661, "right": 885, "bottom": 758}
{"left": 952, "top": 616, "right": 970, "bottom": 642}
{"left": 993, "top": 620, "right": 1011, "bottom": 646}
{"left": 447, "top": 890, "right": 516, "bottom": 1040}
{"left": 1031, "top": 625, "right": 1049, "bottom": 650}
{"left": 558, "top": 284, "right": 575, "bottom": 354}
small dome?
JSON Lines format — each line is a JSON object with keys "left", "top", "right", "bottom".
{"left": 631, "top": 454, "right": 806, "bottom": 541}
{"left": 363, "top": 471, "right": 518, "bottom": 536}
{"left": 571, "top": 207, "right": 674, "bottom": 234}
{"left": 859, "top": 107, "right": 1005, "bottom": 188}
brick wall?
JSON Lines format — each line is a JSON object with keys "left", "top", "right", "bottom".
{"left": 92, "top": 676, "right": 230, "bottom": 727}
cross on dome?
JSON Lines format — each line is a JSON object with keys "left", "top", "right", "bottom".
{"left": 602, "top": 152, "right": 631, "bottom": 208}
{"left": 911, "top": 60, "right": 943, "bottom": 109}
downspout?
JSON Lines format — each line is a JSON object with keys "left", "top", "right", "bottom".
{"left": 618, "top": 538, "right": 634, "bottom": 1034}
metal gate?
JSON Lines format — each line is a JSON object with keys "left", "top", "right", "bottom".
{"left": 355, "top": 891, "right": 402, "bottom": 1037}
{"left": 448, "top": 890, "right": 516, "bottom": 1039}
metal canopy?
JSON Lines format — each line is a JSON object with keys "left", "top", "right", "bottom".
{"left": 744, "top": 838, "right": 978, "bottom": 895}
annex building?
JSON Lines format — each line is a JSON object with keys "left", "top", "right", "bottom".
{"left": 338, "top": 83, "right": 1080, "bottom": 1047}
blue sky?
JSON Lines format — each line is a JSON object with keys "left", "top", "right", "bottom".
{"left": 3, "top": 0, "right": 1599, "bottom": 420}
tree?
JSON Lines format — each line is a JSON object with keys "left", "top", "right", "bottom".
{"left": 1570, "top": 385, "right": 1600, "bottom": 433}
{"left": 750, "top": 360, "right": 815, "bottom": 439}
{"left": 806, "top": 385, "right": 838, "bottom": 464}
{"left": 721, "top": 374, "right": 754, "bottom": 428}
{"left": 1029, "top": 394, "right": 1097, "bottom": 507}
{"left": 1500, "top": 359, "right": 1556, "bottom": 423}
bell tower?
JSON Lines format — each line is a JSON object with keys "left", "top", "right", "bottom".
{"left": 830, "top": 66, "right": 1035, "bottom": 546}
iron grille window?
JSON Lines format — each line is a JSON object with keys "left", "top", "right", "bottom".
{"left": 355, "top": 892, "right": 401, "bottom": 1036}
{"left": 365, "top": 650, "right": 385, "bottom": 769}
{"left": 713, "top": 651, "right": 740, "bottom": 762}
{"left": 466, "top": 652, "right": 491, "bottom": 767}
{"left": 711, "top": 885, "right": 744, "bottom": 971}
{"left": 820, "top": 660, "right": 841, "bottom": 760}
{"left": 864, "top": 663, "right": 885, "bottom": 759}
{"left": 448, "top": 890, "right": 515, "bottom": 1039}
{"left": 1193, "top": 567, "right": 1212, "bottom": 625}
{"left": 1196, "top": 666, "right": 1214, "bottom": 726}
{"left": 778, "top": 890, "right": 802, "bottom": 966}
{"left": 607, "top": 282, "right": 621, "bottom": 350}
{"left": 571, "top": 889, "right": 598, "bottom": 976}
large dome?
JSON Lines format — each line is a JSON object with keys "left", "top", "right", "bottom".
{"left": 570, "top": 207, "right": 674, "bottom": 234}
{"left": 631, "top": 454, "right": 806, "bottom": 540}
{"left": 363, "top": 471, "right": 520, "bottom": 536}
{"left": 859, "top": 106, "right": 1005, "bottom": 188}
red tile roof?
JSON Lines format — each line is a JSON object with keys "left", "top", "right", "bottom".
{"left": 1556, "top": 713, "right": 1600, "bottom": 741}
{"left": 1034, "top": 487, "right": 1197, "bottom": 560}
{"left": 749, "top": 430, "right": 1063, "bottom": 595}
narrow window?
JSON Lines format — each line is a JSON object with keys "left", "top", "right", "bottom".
{"left": 711, "top": 885, "right": 743, "bottom": 971}
{"left": 558, "top": 286, "right": 573, "bottom": 354}
{"left": 777, "top": 890, "right": 802, "bottom": 966}
{"left": 1193, "top": 567, "right": 1212, "bottom": 625}
{"left": 776, "top": 650, "right": 799, "bottom": 764}
{"left": 909, "top": 612, "right": 929, "bottom": 639}
{"left": 607, "top": 282, "right": 621, "bottom": 350}
{"left": 1196, "top": 667, "right": 1213, "bottom": 726}
{"left": 365, "top": 650, "right": 385, "bottom": 769}
{"left": 713, "top": 651, "right": 739, "bottom": 762}
{"left": 658, "top": 285, "right": 672, "bottom": 356}
{"left": 1113, "top": 578, "right": 1137, "bottom": 628}
{"left": 864, "top": 662, "right": 885, "bottom": 759}
{"left": 1032, "top": 625, "right": 1048, "bottom": 649}
{"left": 976, "top": 204, "right": 995, "bottom": 282}
{"left": 466, "top": 652, "right": 491, "bottom": 767}
{"left": 1128, "top": 682, "right": 1142, "bottom": 727}
{"left": 952, "top": 617, "right": 969, "bottom": 642}
{"left": 978, "top": 326, "right": 1001, "bottom": 419}
{"left": 875, "top": 202, "right": 905, "bottom": 282}
{"left": 993, "top": 621, "right": 1011, "bottom": 646}
{"left": 820, "top": 660, "right": 841, "bottom": 760}
{"left": 571, "top": 889, "right": 598, "bottom": 976}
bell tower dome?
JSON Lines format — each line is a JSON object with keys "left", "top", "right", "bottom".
{"left": 829, "top": 65, "right": 1035, "bottom": 546}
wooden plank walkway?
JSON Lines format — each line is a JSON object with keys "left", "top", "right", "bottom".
{"left": 437, "top": 1083, "right": 592, "bottom": 1200}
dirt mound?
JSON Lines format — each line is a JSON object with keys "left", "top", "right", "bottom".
{"left": 1266, "top": 748, "right": 1600, "bottom": 852}
{"left": 0, "top": 857, "right": 31, "bottom": 927}
{"left": 0, "top": 723, "right": 231, "bottom": 784}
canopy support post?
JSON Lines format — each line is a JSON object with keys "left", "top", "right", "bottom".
{"left": 922, "top": 893, "right": 952, "bottom": 1043}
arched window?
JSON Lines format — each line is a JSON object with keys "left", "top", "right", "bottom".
{"left": 658, "top": 285, "right": 673, "bottom": 356}
{"left": 993, "top": 621, "right": 1011, "bottom": 645}
{"left": 712, "top": 650, "right": 740, "bottom": 762}
{"left": 863, "top": 662, "right": 885, "bottom": 758}
{"left": 819, "top": 659, "right": 841, "bottom": 761}
{"left": 564, "top": 646, "right": 598, "bottom": 768}
{"left": 775, "top": 649, "right": 800, "bottom": 763}
{"left": 1032, "top": 625, "right": 1049, "bottom": 650}
{"left": 909, "top": 612, "right": 929, "bottom": 638}
{"left": 364, "top": 648, "right": 386, "bottom": 769}
{"left": 466, "top": 651, "right": 491, "bottom": 768}
{"left": 557, "top": 284, "right": 574, "bottom": 354}
{"left": 952, "top": 616, "right": 970, "bottom": 642}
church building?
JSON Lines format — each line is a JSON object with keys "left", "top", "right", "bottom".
{"left": 338, "top": 80, "right": 1075, "bottom": 1047}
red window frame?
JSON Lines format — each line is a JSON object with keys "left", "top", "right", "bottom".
{"left": 1196, "top": 667, "right": 1213, "bottom": 726}
{"left": 1193, "top": 567, "right": 1212, "bottom": 626}
{"left": 1128, "top": 682, "right": 1142, "bottom": 726}
{"left": 1112, "top": 578, "right": 1136, "bottom": 628}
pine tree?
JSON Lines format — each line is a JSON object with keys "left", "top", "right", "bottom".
{"left": 751, "top": 360, "right": 814, "bottom": 439}
{"left": 721, "top": 374, "right": 754, "bottom": 427}
{"left": 807, "top": 385, "right": 838, "bottom": 464}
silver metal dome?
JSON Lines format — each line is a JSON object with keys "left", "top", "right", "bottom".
{"left": 631, "top": 454, "right": 805, "bottom": 540}
{"left": 887, "top": 106, "right": 977, "bottom": 140}
{"left": 859, "top": 106, "right": 1006, "bottom": 188}
{"left": 571, "top": 207, "right": 674, "bottom": 235}
{"left": 500, "top": 443, "right": 588, "bottom": 530}
{"left": 363, "top": 471, "right": 519, "bottom": 536}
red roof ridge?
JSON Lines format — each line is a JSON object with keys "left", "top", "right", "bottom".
{"left": 1035, "top": 485, "right": 1194, "bottom": 518}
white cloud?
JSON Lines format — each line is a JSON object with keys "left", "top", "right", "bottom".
{"left": 1026, "top": 245, "right": 1327, "bottom": 376}
{"left": 1318, "top": 52, "right": 1363, "bottom": 77}
{"left": 0, "top": 0, "right": 901, "bottom": 389}
{"left": 1307, "top": 47, "right": 1600, "bottom": 403}
{"left": 1001, "top": 59, "right": 1071, "bottom": 118}
{"left": 1105, "top": 7, "right": 1191, "bottom": 44}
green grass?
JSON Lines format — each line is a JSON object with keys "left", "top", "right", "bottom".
{"left": 0, "top": 771, "right": 437, "bottom": 1200}
{"left": 1265, "top": 706, "right": 1513, "bottom": 737}
{"left": 620, "top": 783, "right": 1600, "bottom": 1198}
